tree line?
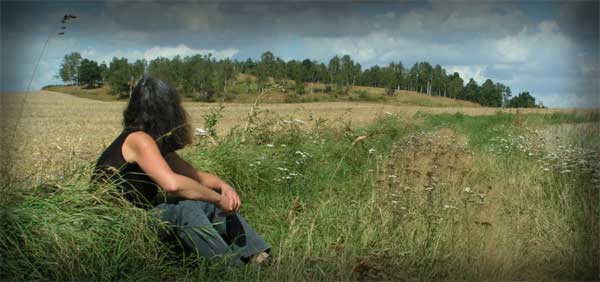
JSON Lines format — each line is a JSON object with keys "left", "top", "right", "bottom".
{"left": 57, "top": 51, "right": 540, "bottom": 108}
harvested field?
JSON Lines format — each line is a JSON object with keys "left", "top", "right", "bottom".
{"left": 1, "top": 90, "right": 567, "bottom": 182}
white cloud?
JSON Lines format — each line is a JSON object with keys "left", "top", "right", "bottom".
{"left": 93, "top": 44, "right": 239, "bottom": 64}
{"left": 303, "top": 32, "right": 463, "bottom": 67}
{"left": 81, "top": 48, "right": 97, "bottom": 57}
{"left": 141, "top": 44, "right": 238, "bottom": 60}
{"left": 495, "top": 28, "right": 531, "bottom": 63}
{"left": 539, "top": 20, "right": 559, "bottom": 34}
{"left": 494, "top": 21, "right": 573, "bottom": 66}
{"left": 445, "top": 65, "right": 488, "bottom": 84}
{"left": 540, "top": 92, "right": 599, "bottom": 109}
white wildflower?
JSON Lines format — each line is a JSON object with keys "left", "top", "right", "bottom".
{"left": 194, "top": 128, "right": 208, "bottom": 137}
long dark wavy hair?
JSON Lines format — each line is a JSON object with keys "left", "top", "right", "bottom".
{"left": 123, "top": 76, "right": 192, "bottom": 154}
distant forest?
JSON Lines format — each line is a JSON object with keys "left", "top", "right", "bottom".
{"left": 57, "top": 51, "right": 540, "bottom": 108}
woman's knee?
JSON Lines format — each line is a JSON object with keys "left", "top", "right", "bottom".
{"left": 173, "top": 200, "right": 214, "bottom": 226}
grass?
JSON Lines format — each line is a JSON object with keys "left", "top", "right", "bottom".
{"left": 1, "top": 106, "right": 598, "bottom": 280}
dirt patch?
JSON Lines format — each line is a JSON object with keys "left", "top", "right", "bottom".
{"left": 351, "top": 255, "right": 413, "bottom": 281}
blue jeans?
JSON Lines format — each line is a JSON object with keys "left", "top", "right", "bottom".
{"left": 153, "top": 200, "right": 270, "bottom": 266}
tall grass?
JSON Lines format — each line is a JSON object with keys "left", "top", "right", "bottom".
{"left": 1, "top": 111, "right": 598, "bottom": 280}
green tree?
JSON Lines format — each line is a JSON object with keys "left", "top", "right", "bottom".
{"left": 496, "top": 83, "right": 512, "bottom": 107}
{"left": 260, "top": 51, "right": 275, "bottom": 77}
{"left": 431, "top": 64, "right": 447, "bottom": 96}
{"left": 106, "top": 57, "right": 131, "bottom": 97}
{"left": 76, "top": 59, "right": 103, "bottom": 88}
{"left": 99, "top": 62, "right": 108, "bottom": 83}
{"left": 479, "top": 79, "right": 502, "bottom": 107}
{"left": 147, "top": 56, "right": 182, "bottom": 88}
{"left": 328, "top": 56, "right": 341, "bottom": 86}
{"left": 131, "top": 59, "right": 147, "bottom": 81}
{"left": 58, "top": 52, "right": 82, "bottom": 85}
{"left": 213, "top": 58, "right": 234, "bottom": 94}
{"left": 508, "top": 91, "right": 536, "bottom": 108}
{"left": 182, "top": 54, "right": 215, "bottom": 99}
{"left": 447, "top": 72, "right": 464, "bottom": 99}
{"left": 340, "top": 55, "right": 357, "bottom": 86}
{"left": 295, "top": 80, "right": 305, "bottom": 95}
{"left": 462, "top": 78, "right": 480, "bottom": 102}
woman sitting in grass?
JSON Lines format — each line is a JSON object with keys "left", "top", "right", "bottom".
{"left": 91, "top": 76, "right": 270, "bottom": 266}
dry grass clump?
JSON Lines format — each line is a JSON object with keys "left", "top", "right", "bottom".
{"left": 362, "top": 112, "right": 599, "bottom": 280}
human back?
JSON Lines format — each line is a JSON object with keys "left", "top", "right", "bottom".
{"left": 91, "top": 76, "right": 193, "bottom": 207}
{"left": 91, "top": 76, "right": 271, "bottom": 265}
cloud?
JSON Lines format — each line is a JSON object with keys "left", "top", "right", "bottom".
{"left": 91, "top": 44, "right": 239, "bottom": 64}
{"left": 495, "top": 28, "right": 531, "bottom": 63}
{"left": 445, "top": 65, "right": 488, "bottom": 84}
{"left": 541, "top": 92, "right": 599, "bottom": 109}
{"left": 302, "top": 32, "right": 466, "bottom": 68}
{"left": 140, "top": 44, "right": 238, "bottom": 60}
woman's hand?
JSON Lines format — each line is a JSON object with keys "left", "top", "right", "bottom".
{"left": 220, "top": 183, "right": 241, "bottom": 213}
{"left": 217, "top": 193, "right": 235, "bottom": 214}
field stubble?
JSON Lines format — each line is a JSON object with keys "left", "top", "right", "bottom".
{"left": 1, "top": 90, "right": 566, "bottom": 182}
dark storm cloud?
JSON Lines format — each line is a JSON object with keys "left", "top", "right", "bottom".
{"left": 557, "top": 1, "right": 599, "bottom": 44}
{"left": 556, "top": 1, "right": 599, "bottom": 108}
{"left": 99, "top": 1, "right": 382, "bottom": 40}
{"left": 95, "top": 1, "right": 532, "bottom": 44}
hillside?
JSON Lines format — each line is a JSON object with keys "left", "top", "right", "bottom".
{"left": 44, "top": 74, "right": 481, "bottom": 108}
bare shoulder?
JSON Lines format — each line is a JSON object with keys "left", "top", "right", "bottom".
{"left": 122, "top": 131, "right": 158, "bottom": 163}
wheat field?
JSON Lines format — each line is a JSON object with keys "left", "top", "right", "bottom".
{"left": 1, "top": 90, "right": 565, "bottom": 182}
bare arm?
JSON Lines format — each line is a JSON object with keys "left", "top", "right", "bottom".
{"left": 122, "top": 132, "right": 235, "bottom": 212}
{"left": 166, "top": 152, "right": 241, "bottom": 211}
{"left": 165, "top": 153, "right": 225, "bottom": 191}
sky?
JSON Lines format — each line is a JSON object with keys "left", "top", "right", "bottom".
{"left": 1, "top": 0, "right": 598, "bottom": 108}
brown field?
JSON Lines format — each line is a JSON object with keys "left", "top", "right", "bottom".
{"left": 1, "top": 90, "right": 567, "bottom": 182}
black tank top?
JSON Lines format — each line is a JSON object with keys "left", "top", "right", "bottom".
{"left": 91, "top": 128, "right": 170, "bottom": 208}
